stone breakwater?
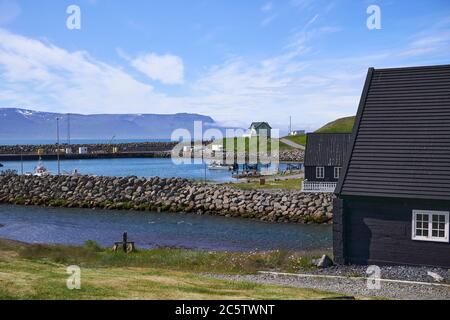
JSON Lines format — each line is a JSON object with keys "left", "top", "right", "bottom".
{"left": 0, "top": 142, "right": 178, "bottom": 155}
{"left": 1, "top": 142, "right": 303, "bottom": 162}
{"left": 0, "top": 175, "right": 333, "bottom": 224}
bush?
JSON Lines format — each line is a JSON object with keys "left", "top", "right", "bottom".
{"left": 84, "top": 240, "right": 103, "bottom": 252}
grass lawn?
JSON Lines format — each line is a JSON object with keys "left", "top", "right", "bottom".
{"left": 0, "top": 239, "right": 340, "bottom": 300}
{"left": 315, "top": 116, "right": 355, "bottom": 134}
{"left": 226, "top": 178, "right": 303, "bottom": 191}
{"left": 221, "top": 137, "right": 295, "bottom": 152}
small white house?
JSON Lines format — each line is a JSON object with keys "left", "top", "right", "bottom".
{"left": 78, "top": 147, "right": 88, "bottom": 154}
{"left": 290, "top": 130, "right": 305, "bottom": 136}
{"left": 182, "top": 146, "right": 193, "bottom": 153}
{"left": 211, "top": 144, "right": 224, "bottom": 152}
{"left": 193, "top": 145, "right": 205, "bottom": 152}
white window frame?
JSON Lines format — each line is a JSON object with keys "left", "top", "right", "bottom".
{"left": 412, "top": 210, "right": 449, "bottom": 243}
{"left": 334, "top": 167, "right": 342, "bottom": 179}
{"left": 316, "top": 166, "right": 325, "bottom": 179}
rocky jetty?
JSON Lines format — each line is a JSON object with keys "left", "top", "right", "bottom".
{"left": 0, "top": 142, "right": 177, "bottom": 155}
{"left": 0, "top": 174, "right": 333, "bottom": 224}
{"left": 279, "top": 150, "right": 304, "bottom": 162}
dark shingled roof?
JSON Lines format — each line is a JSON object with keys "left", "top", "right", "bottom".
{"left": 336, "top": 64, "right": 450, "bottom": 201}
{"left": 304, "top": 133, "right": 352, "bottom": 167}
{"left": 249, "top": 122, "right": 272, "bottom": 129}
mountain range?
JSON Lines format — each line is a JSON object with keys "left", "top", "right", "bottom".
{"left": 0, "top": 108, "right": 221, "bottom": 141}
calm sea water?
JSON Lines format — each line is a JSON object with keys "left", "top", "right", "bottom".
{"left": 0, "top": 205, "right": 331, "bottom": 251}
{"left": 0, "top": 158, "right": 289, "bottom": 182}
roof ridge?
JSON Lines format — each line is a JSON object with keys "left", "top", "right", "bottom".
{"left": 374, "top": 64, "right": 450, "bottom": 72}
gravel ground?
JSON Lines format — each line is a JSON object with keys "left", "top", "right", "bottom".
{"left": 209, "top": 266, "right": 450, "bottom": 300}
{"left": 304, "top": 265, "right": 450, "bottom": 284}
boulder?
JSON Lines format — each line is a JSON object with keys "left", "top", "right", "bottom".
{"left": 313, "top": 255, "right": 334, "bottom": 268}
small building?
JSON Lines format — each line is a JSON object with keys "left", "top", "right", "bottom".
{"left": 334, "top": 65, "right": 450, "bottom": 268}
{"left": 78, "top": 147, "right": 88, "bottom": 154}
{"left": 211, "top": 144, "right": 224, "bottom": 152}
{"left": 182, "top": 146, "right": 193, "bottom": 153}
{"left": 290, "top": 130, "right": 305, "bottom": 136}
{"left": 244, "top": 122, "right": 272, "bottom": 138}
{"left": 302, "top": 133, "right": 352, "bottom": 193}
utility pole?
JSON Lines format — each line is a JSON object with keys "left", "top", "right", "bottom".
{"left": 56, "top": 117, "right": 61, "bottom": 175}
{"left": 203, "top": 145, "right": 207, "bottom": 184}
{"left": 289, "top": 116, "right": 292, "bottom": 135}
{"left": 67, "top": 113, "right": 71, "bottom": 145}
{"left": 20, "top": 146, "right": 24, "bottom": 175}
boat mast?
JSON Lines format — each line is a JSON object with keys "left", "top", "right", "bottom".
{"left": 67, "top": 113, "right": 71, "bottom": 145}
{"left": 56, "top": 117, "right": 61, "bottom": 175}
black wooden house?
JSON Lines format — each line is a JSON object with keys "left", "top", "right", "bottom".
{"left": 334, "top": 65, "right": 450, "bottom": 268}
{"left": 302, "top": 133, "right": 352, "bottom": 192}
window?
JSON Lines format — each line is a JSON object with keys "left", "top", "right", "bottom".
{"left": 334, "top": 167, "right": 342, "bottom": 179}
{"left": 316, "top": 167, "right": 325, "bottom": 179}
{"left": 412, "top": 210, "right": 449, "bottom": 243}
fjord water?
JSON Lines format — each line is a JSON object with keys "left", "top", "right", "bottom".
{"left": 1, "top": 158, "right": 234, "bottom": 182}
{"left": 0, "top": 158, "right": 290, "bottom": 182}
{"left": 0, "top": 205, "right": 332, "bottom": 252}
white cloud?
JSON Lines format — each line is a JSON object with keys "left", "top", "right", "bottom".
{"left": 261, "top": 14, "right": 277, "bottom": 27}
{"left": 261, "top": 2, "right": 273, "bottom": 12}
{"left": 130, "top": 53, "right": 184, "bottom": 85}
{"left": 0, "top": 13, "right": 449, "bottom": 133}
{"left": 399, "top": 31, "right": 450, "bottom": 57}
{"left": 0, "top": 28, "right": 186, "bottom": 115}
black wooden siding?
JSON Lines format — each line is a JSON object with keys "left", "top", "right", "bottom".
{"left": 305, "top": 166, "right": 340, "bottom": 182}
{"left": 304, "top": 133, "right": 352, "bottom": 167}
{"left": 337, "top": 196, "right": 450, "bottom": 268}
{"left": 337, "top": 65, "right": 450, "bottom": 201}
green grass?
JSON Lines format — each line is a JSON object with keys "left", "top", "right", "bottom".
{"left": 223, "top": 137, "right": 287, "bottom": 152}
{"left": 315, "top": 116, "right": 355, "bottom": 133}
{"left": 226, "top": 178, "right": 303, "bottom": 191}
{"left": 282, "top": 134, "right": 307, "bottom": 146}
{"left": 0, "top": 239, "right": 338, "bottom": 300}
{"left": 221, "top": 137, "right": 294, "bottom": 152}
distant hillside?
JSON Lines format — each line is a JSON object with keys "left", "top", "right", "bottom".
{"left": 0, "top": 108, "right": 219, "bottom": 140}
{"left": 315, "top": 116, "right": 355, "bottom": 133}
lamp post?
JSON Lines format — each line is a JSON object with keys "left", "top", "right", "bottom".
{"left": 56, "top": 117, "right": 61, "bottom": 175}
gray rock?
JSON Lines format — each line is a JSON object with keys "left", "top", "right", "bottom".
{"left": 314, "top": 255, "right": 334, "bottom": 268}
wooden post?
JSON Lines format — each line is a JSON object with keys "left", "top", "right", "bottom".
{"left": 122, "top": 232, "right": 128, "bottom": 252}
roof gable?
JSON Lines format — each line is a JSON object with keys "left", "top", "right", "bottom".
{"left": 250, "top": 122, "right": 272, "bottom": 129}
{"left": 304, "top": 133, "right": 352, "bottom": 166}
{"left": 336, "top": 64, "right": 450, "bottom": 201}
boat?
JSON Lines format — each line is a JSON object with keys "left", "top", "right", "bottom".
{"left": 33, "top": 158, "right": 51, "bottom": 177}
{"left": 62, "top": 169, "right": 80, "bottom": 177}
{"left": 207, "top": 161, "right": 232, "bottom": 170}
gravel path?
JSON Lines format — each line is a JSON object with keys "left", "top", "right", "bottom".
{"left": 209, "top": 267, "right": 450, "bottom": 300}
{"left": 280, "top": 138, "right": 305, "bottom": 150}
{"left": 305, "top": 265, "right": 450, "bottom": 283}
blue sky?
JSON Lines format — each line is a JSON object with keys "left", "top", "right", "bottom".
{"left": 0, "top": 0, "right": 449, "bottom": 131}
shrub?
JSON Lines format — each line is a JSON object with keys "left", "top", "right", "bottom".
{"left": 84, "top": 240, "right": 103, "bottom": 252}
